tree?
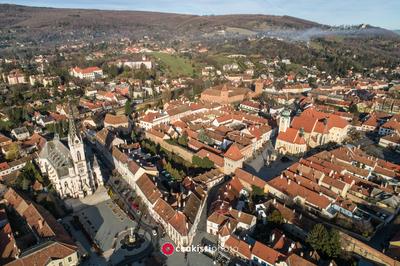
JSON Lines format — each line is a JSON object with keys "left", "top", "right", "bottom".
{"left": 325, "top": 229, "right": 342, "bottom": 258}
{"left": 102, "top": 64, "right": 121, "bottom": 79}
{"left": 164, "top": 162, "right": 185, "bottom": 181}
{"left": 21, "top": 161, "right": 43, "bottom": 182}
{"left": 267, "top": 210, "right": 284, "bottom": 225}
{"left": 198, "top": 129, "right": 213, "bottom": 145}
{"left": 192, "top": 155, "right": 214, "bottom": 169}
{"left": 125, "top": 99, "right": 133, "bottom": 116}
{"left": 348, "top": 104, "right": 359, "bottom": 114}
{"left": 307, "top": 224, "right": 341, "bottom": 258}
{"left": 15, "top": 161, "right": 43, "bottom": 191}
{"left": 177, "top": 134, "right": 189, "bottom": 147}
{"left": 307, "top": 224, "right": 329, "bottom": 252}
{"left": 5, "top": 143, "right": 19, "bottom": 161}
{"left": 252, "top": 185, "right": 265, "bottom": 197}
{"left": 161, "top": 88, "right": 172, "bottom": 104}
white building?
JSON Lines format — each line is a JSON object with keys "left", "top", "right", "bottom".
{"left": 70, "top": 66, "right": 103, "bottom": 80}
{"left": 38, "top": 106, "right": 103, "bottom": 198}
{"left": 118, "top": 55, "right": 152, "bottom": 69}
{"left": 11, "top": 127, "right": 30, "bottom": 141}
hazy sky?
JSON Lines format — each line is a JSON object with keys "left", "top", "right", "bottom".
{"left": 1, "top": 0, "right": 399, "bottom": 29}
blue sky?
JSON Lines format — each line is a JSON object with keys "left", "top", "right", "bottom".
{"left": 1, "top": 0, "right": 399, "bottom": 29}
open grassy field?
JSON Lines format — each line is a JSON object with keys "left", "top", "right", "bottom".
{"left": 150, "top": 52, "right": 195, "bottom": 78}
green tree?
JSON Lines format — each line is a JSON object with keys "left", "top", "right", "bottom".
{"left": 252, "top": 185, "right": 265, "bottom": 197}
{"left": 5, "top": 143, "right": 19, "bottom": 161}
{"left": 164, "top": 162, "right": 185, "bottom": 181}
{"left": 177, "top": 134, "right": 189, "bottom": 147}
{"left": 20, "top": 161, "right": 43, "bottom": 183}
{"left": 325, "top": 229, "right": 342, "bottom": 258}
{"left": 192, "top": 155, "right": 214, "bottom": 169}
{"left": 307, "top": 224, "right": 341, "bottom": 258}
{"left": 198, "top": 129, "right": 213, "bottom": 145}
{"left": 267, "top": 210, "right": 284, "bottom": 225}
{"left": 307, "top": 223, "right": 329, "bottom": 252}
{"left": 348, "top": 104, "right": 358, "bottom": 114}
{"left": 15, "top": 161, "right": 43, "bottom": 191}
{"left": 125, "top": 99, "right": 133, "bottom": 116}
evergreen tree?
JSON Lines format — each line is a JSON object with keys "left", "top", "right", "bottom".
{"left": 307, "top": 224, "right": 342, "bottom": 258}
{"left": 325, "top": 229, "right": 342, "bottom": 258}
{"left": 307, "top": 223, "right": 328, "bottom": 252}
{"left": 125, "top": 99, "right": 133, "bottom": 115}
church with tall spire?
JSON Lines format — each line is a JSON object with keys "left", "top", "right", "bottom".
{"left": 38, "top": 102, "right": 103, "bottom": 198}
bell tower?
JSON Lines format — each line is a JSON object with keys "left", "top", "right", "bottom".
{"left": 67, "top": 101, "right": 92, "bottom": 196}
{"left": 279, "top": 108, "right": 291, "bottom": 133}
{"left": 68, "top": 103, "right": 86, "bottom": 165}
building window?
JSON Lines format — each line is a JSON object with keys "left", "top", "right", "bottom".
{"left": 68, "top": 257, "right": 72, "bottom": 262}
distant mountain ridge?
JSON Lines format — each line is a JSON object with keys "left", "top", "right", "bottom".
{"left": 0, "top": 3, "right": 397, "bottom": 48}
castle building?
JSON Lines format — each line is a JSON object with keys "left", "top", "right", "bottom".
{"left": 38, "top": 106, "right": 103, "bottom": 198}
{"left": 275, "top": 108, "right": 349, "bottom": 155}
{"left": 200, "top": 81, "right": 263, "bottom": 105}
{"left": 69, "top": 66, "right": 103, "bottom": 80}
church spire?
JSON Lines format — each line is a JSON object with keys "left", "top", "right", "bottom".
{"left": 68, "top": 100, "right": 80, "bottom": 141}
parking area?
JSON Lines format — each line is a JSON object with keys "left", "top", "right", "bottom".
{"left": 129, "top": 147, "right": 159, "bottom": 168}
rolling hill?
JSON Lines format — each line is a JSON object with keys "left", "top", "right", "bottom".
{"left": 0, "top": 4, "right": 399, "bottom": 73}
{"left": 0, "top": 4, "right": 397, "bottom": 46}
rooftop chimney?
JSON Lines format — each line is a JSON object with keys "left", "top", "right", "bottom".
{"left": 271, "top": 233, "right": 275, "bottom": 242}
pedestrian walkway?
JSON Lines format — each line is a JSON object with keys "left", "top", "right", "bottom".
{"left": 65, "top": 186, "right": 109, "bottom": 212}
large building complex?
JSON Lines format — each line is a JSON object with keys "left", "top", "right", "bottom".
{"left": 276, "top": 108, "right": 349, "bottom": 155}
{"left": 38, "top": 106, "right": 103, "bottom": 198}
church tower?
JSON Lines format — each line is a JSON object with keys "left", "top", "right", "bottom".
{"left": 279, "top": 108, "right": 291, "bottom": 133}
{"left": 68, "top": 102, "right": 93, "bottom": 197}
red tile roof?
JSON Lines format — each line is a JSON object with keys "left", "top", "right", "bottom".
{"left": 268, "top": 176, "right": 331, "bottom": 210}
{"left": 6, "top": 241, "right": 77, "bottom": 266}
{"left": 291, "top": 108, "right": 348, "bottom": 133}
{"left": 252, "top": 241, "right": 284, "bottom": 264}
{"left": 286, "top": 253, "right": 317, "bottom": 266}
{"left": 196, "top": 149, "right": 224, "bottom": 167}
{"left": 104, "top": 114, "right": 129, "bottom": 126}
{"left": 224, "top": 236, "right": 252, "bottom": 259}
{"left": 72, "top": 66, "right": 102, "bottom": 74}
{"left": 277, "top": 128, "right": 306, "bottom": 145}
{"left": 224, "top": 144, "right": 244, "bottom": 161}
{"left": 136, "top": 174, "right": 161, "bottom": 204}
{"left": 169, "top": 211, "right": 189, "bottom": 236}
{"left": 234, "top": 168, "right": 266, "bottom": 189}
